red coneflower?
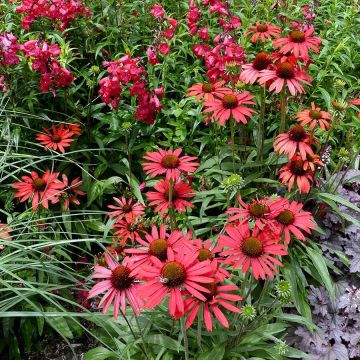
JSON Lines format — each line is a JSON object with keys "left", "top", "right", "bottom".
{"left": 125, "top": 226, "right": 193, "bottom": 267}
{"left": 36, "top": 125, "right": 75, "bottom": 153}
{"left": 113, "top": 219, "right": 146, "bottom": 244}
{"left": 108, "top": 197, "right": 145, "bottom": 223}
{"left": 278, "top": 155, "right": 315, "bottom": 193}
{"left": 219, "top": 223, "right": 287, "bottom": 280}
{"left": 143, "top": 148, "right": 199, "bottom": 180}
{"left": 106, "top": 238, "right": 127, "bottom": 259}
{"left": 202, "top": 91, "right": 256, "bottom": 126}
{"left": 146, "top": 179, "right": 195, "bottom": 214}
{"left": 139, "top": 248, "right": 214, "bottom": 316}
{"left": 12, "top": 170, "right": 64, "bottom": 210}
{"left": 273, "top": 26, "right": 321, "bottom": 58}
{"left": 274, "top": 125, "right": 314, "bottom": 160}
{"left": 187, "top": 80, "right": 232, "bottom": 102}
{"left": 270, "top": 199, "right": 316, "bottom": 244}
{"left": 245, "top": 22, "right": 281, "bottom": 43}
{"left": 240, "top": 52, "right": 271, "bottom": 85}
{"left": 61, "top": 174, "right": 85, "bottom": 210}
{"left": 296, "top": 102, "right": 332, "bottom": 130}
{"left": 88, "top": 253, "right": 142, "bottom": 319}
{"left": 65, "top": 123, "right": 82, "bottom": 135}
{"left": 258, "top": 61, "right": 312, "bottom": 96}
{"left": 177, "top": 281, "right": 242, "bottom": 332}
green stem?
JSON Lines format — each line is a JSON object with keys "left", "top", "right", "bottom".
{"left": 279, "top": 87, "right": 287, "bottom": 133}
{"left": 125, "top": 132, "right": 132, "bottom": 191}
{"left": 230, "top": 118, "right": 236, "bottom": 172}
{"left": 181, "top": 317, "right": 189, "bottom": 360}
{"left": 168, "top": 179, "right": 176, "bottom": 230}
{"left": 257, "top": 86, "right": 266, "bottom": 161}
{"left": 134, "top": 313, "right": 153, "bottom": 359}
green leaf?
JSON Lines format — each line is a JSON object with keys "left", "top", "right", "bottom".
{"left": 145, "top": 334, "right": 184, "bottom": 352}
{"left": 84, "top": 347, "right": 117, "bottom": 360}
{"left": 317, "top": 192, "right": 360, "bottom": 214}
{"left": 197, "top": 344, "right": 225, "bottom": 360}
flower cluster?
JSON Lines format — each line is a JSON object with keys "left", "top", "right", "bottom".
{"left": 0, "top": 33, "right": 20, "bottom": 66}
{"left": 16, "top": 0, "right": 90, "bottom": 30}
{"left": 21, "top": 40, "right": 74, "bottom": 94}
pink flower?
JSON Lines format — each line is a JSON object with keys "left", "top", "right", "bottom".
{"left": 108, "top": 197, "right": 145, "bottom": 223}
{"left": 158, "top": 42, "right": 170, "bottom": 55}
{"left": 150, "top": 4, "right": 165, "bottom": 18}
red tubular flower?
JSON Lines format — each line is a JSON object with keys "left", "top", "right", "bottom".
{"left": 274, "top": 125, "right": 314, "bottom": 160}
{"left": 240, "top": 52, "right": 271, "bottom": 85}
{"left": 187, "top": 81, "right": 231, "bottom": 103}
{"left": 108, "top": 197, "right": 145, "bottom": 223}
{"left": 88, "top": 253, "right": 142, "bottom": 319}
{"left": 270, "top": 199, "right": 316, "bottom": 244}
{"left": 125, "top": 226, "right": 194, "bottom": 267}
{"left": 150, "top": 4, "right": 164, "bottom": 18}
{"left": 143, "top": 148, "right": 199, "bottom": 180}
{"left": 36, "top": 124, "right": 75, "bottom": 153}
{"left": 219, "top": 223, "right": 287, "bottom": 280}
{"left": 278, "top": 155, "right": 315, "bottom": 194}
{"left": 258, "top": 61, "right": 312, "bottom": 96}
{"left": 273, "top": 26, "right": 321, "bottom": 58}
{"left": 296, "top": 102, "right": 332, "bottom": 130}
{"left": 175, "top": 281, "right": 242, "bottom": 331}
{"left": 202, "top": 91, "right": 256, "bottom": 126}
{"left": 12, "top": 170, "right": 64, "bottom": 210}
{"left": 146, "top": 179, "right": 195, "bottom": 214}
{"left": 139, "top": 248, "right": 214, "bottom": 316}
{"left": 0, "top": 33, "right": 20, "bottom": 66}
{"left": 61, "top": 174, "right": 85, "bottom": 210}
{"left": 245, "top": 22, "right": 281, "bottom": 43}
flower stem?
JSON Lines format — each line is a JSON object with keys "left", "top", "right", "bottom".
{"left": 279, "top": 87, "right": 287, "bottom": 133}
{"left": 230, "top": 118, "right": 236, "bottom": 172}
{"left": 168, "top": 179, "right": 176, "bottom": 230}
{"left": 125, "top": 132, "right": 132, "bottom": 191}
{"left": 257, "top": 86, "right": 266, "bottom": 161}
{"left": 181, "top": 317, "right": 190, "bottom": 360}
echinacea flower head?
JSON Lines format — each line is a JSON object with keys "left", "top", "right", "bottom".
{"left": 258, "top": 61, "right": 312, "bottom": 96}
{"left": 108, "top": 196, "right": 145, "bottom": 223}
{"left": 146, "top": 179, "right": 195, "bottom": 214}
{"left": 278, "top": 155, "right": 315, "bottom": 194}
{"left": 179, "top": 281, "right": 242, "bottom": 332}
{"left": 139, "top": 248, "right": 214, "bottom": 316}
{"left": 296, "top": 102, "right": 332, "bottom": 130}
{"left": 36, "top": 124, "right": 75, "bottom": 153}
{"left": 270, "top": 199, "right": 315, "bottom": 244}
{"left": 66, "top": 123, "right": 82, "bottom": 135}
{"left": 274, "top": 125, "right": 314, "bottom": 160}
{"left": 219, "top": 223, "right": 288, "bottom": 280}
{"left": 273, "top": 26, "right": 321, "bottom": 58}
{"left": 187, "top": 80, "right": 232, "bottom": 102}
{"left": 61, "top": 174, "right": 85, "bottom": 210}
{"left": 87, "top": 253, "right": 142, "bottom": 319}
{"left": 125, "top": 226, "right": 193, "bottom": 267}
{"left": 143, "top": 148, "right": 199, "bottom": 180}
{"left": 113, "top": 218, "right": 146, "bottom": 244}
{"left": 106, "top": 238, "right": 127, "bottom": 259}
{"left": 12, "top": 170, "right": 64, "bottom": 210}
{"left": 202, "top": 91, "right": 256, "bottom": 126}
{"left": 240, "top": 52, "right": 271, "bottom": 85}
{"left": 245, "top": 22, "right": 281, "bottom": 43}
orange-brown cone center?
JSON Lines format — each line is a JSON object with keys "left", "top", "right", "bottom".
{"left": 198, "top": 248, "right": 213, "bottom": 261}
{"left": 202, "top": 282, "right": 217, "bottom": 301}
{"left": 288, "top": 125, "right": 307, "bottom": 142}
{"left": 256, "top": 23, "right": 268, "bottom": 32}
{"left": 51, "top": 134, "right": 61, "bottom": 143}
{"left": 248, "top": 201, "right": 270, "bottom": 218}
{"left": 202, "top": 82, "right": 215, "bottom": 93}
{"left": 149, "top": 238, "right": 168, "bottom": 261}
{"left": 110, "top": 265, "right": 133, "bottom": 290}
{"left": 161, "top": 261, "right": 186, "bottom": 287}
{"left": 33, "top": 178, "right": 47, "bottom": 191}
{"left": 276, "top": 210, "right": 295, "bottom": 225}
{"left": 222, "top": 94, "right": 238, "bottom": 109}
{"left": 122, "top": 204, "right": 133, "bottom": 213}
{"left": 309, "top": 110, "right": 321, "bottom": 119}
{"left": 241, "top": 236, "right": 264, "bottom": 257}
{"left": 252, "top": 51, "right": 271, "bottom": 71}
{"left": 289, "top": 30, "right": 305, "bottom": 43}
{"left": 161, "top": 155, "right": 180, "bottom": 169}
{"left": 289, "top": 159, "right": 306, "bottom": 175}
{"left": 276, "top": 62, "right": 295, "bottom": 79}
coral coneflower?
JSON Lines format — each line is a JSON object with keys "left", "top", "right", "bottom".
{"left": 61, "top": 174, "right": 85, "bottom": 210}
{"left": 270, "top": 199, "right": 316, "bottom": 244}
{"left": 187, "top": 80, "right": 232, "bottom": 102}
{"left": 273, "top": 26, "right": 321, "bottom": 58}
{"left": 219, "top": 223, "right": 287, "bottom": 280}
{"left": 113, "top": 219, "right": 146, "bottom": 244}
{"left": 65, "top": 123, "right": 82, "bottom": 135}
{"left": 226, "top": 196, "right": 283, "bottom": 230}
{"left": 139, "top": 248, "right": 214, "bottom": 316}
{"left": 125, "top": 226, "right": 193, "bottom": 267}
{"left": 0, "top": 222, "right": 12, "bottom": 241}
{"left": 108, "top": 197, "right": 145, "bottom": 223}
{"left": 202, "top": 91, "right": 256, "bottom": 126}
{"left": 278, "top": 155, "right": 315, "bottom": 193}
{"left": 258, "top": 62, "right": 312, "bottom": 96}
{"left": 88, "top": 253, "right": 142, "bottom": 319}
{"left": 143, "top": 148, "right": 199, "bottom": 180}
{"left": 274, "top": 125, "right": 314, "bottom": 160}
{"left": 36, "top": 125, "right": 75, "bottom": 153}
{"left": 245, "top": 22, "right": 281, "bottom": 43}
{"left": 177, "top": 281, "right": 242, "bottom": 332}
{"left": 146, "top": 179, "right": 195, "bottom": 214}
{"left": 296, "top": 102, "right": 332, "bottom": 130}
{"left": 240, "top": 52, "right": 271, "bottom": 85}
{"left": 12, "top": 170, "right": 64, "bottom": 210}
{"left": 106, "top": 238, "right": 127, "bottom": 259}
